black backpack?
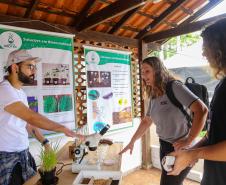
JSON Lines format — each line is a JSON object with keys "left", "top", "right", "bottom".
{"left": 166, "top": 77, "right": 209, "bottom": 130}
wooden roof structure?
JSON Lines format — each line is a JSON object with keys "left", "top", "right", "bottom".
{"left": 0, "top": 0, "right": 224, "bottom": 48}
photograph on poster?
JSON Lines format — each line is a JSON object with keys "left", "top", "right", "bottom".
{"left": 42, "top": 63, "right": 70, "bottom": 86}
{"left": 87, "top": 71, "right": 111, "bottom": 87}
{"left": 27, "top": 96, "right": 38, "bottom": 112}
{"left": 113, "top": 97, "right": 132, "bottom": 124}
{"left": 43, "top": 94, "right": 73, "bottom": 113}
{"left": 113, "top": 106, "right": 132, "bottom": 124}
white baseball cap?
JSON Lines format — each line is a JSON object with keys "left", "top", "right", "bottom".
{"left": 5, "top": 50, "right": 41, "bottom": 69}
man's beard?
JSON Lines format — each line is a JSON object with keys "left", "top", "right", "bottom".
{"left": 18, "top": 69, "right": 34, "bottom": 84}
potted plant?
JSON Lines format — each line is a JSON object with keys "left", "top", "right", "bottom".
{"left": 44, "top": 72, "right": 51, "bottom": 85}
{"left": 59, "top": 64, "right": 69, "bottom": 85}
{"left": 52, "top": 68, "right": 60, "bottom": 85}
{"left": 38, "top": 141, "right": 60, "bottom": 185}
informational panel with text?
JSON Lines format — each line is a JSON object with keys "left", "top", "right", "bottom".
{"left": 84, "top": 46, "right": 133, "bottom": 133}
{"left": 0, "top": 24, "right": 75, "bottom": 135}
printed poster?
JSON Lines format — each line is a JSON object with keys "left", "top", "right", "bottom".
{"left": 0, "top": 24, "right": 75, "bottom": 135}
{"left": 84, "top": 46, "right": 133, "bottom": 133}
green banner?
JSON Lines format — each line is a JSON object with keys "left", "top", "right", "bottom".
{"left": 85, "top": 48, "right": 130, "bottom": 65}
{"left": 0, "top": 28, "right": 72, "bottom": 51}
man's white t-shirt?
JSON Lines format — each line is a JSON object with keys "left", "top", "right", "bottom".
{"left": 0, "top": 80, "right": 29, "bottom": 152}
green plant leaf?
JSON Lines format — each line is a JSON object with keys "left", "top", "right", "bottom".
{"left": 39, "top": 140, "right": 61, "bottom": 172}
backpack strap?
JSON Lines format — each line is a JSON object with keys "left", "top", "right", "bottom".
{"left": 166, "top": 80, "right": 192, "bottom": 128}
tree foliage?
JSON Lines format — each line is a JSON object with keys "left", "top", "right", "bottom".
{"left": 149, "top": 32, "right": 201, "bottom": 60}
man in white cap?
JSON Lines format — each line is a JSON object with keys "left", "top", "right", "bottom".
{"left": 0, "top": 50, "right": 84, "bottom": 185}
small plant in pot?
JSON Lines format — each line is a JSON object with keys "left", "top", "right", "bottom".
{"left": 59, "top": 64, "right": 69, "bottom": 85}
{"left": 52, "top": 68, "right": 60, "bottom": 85}
{"left": 44, "top": 72, "right": 51, "bottom": 85}
{"left": 38, "top": 141, "right": 60, "bottom": 185}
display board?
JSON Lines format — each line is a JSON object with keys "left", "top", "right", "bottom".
{"left": 0, "top": 24, "right": 75, "bottom": 135}
{"left": 84, "top": 46, "right": 133, "bottom": 133}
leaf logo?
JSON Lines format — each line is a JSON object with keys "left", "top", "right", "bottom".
{"left": 0, "top": 31, "right": 22, "bottom": 50}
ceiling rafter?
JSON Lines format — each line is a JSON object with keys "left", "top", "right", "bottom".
{"left": 76, "top": 0, "right": 148, "bottom": 32}
{"left": 143, "top": 13, "right": 226, "bottom": 43}
{"left": 151, "top": 0, "right": 223, "bottom": 47}
{"left": 98, "top": 0, "right": 111, "bottom": 5}
{"left": 0, "top": 0, "right": 77, "bottom": 18}
{"left": 0, "top": 0, "right": 28, "bottom": 8}
{"left": 120, "top": 25, "right": 141, "bottom": 32}
{"left": 180, "top": 6, "right": 193, "bottom": 15}
{"left": 163, "top": 20, "right": 177, "bottom": 28}
{"left": 144, "top": 0, "right": 223, "bottom": 44}
{"left": 0, "top": 14, "right": 138, "bottom": 48}
{"left": 74, "top": 0, "right": 96, "bottom": 28}
{"left": 24, "top": 0, "right": 40, "bottom": 18}
{"left": 37, "top": 7, "right": 76, "bottom": 17}
{"left": 164, "top": 0, "right": 192, "bottom": 15}
{"left": 103, "top": 22, "right": 141, "bottom": 32}
{"left": 137, "top": 11, "right": 157, "bottom": 19}
{"left": 108, "top": 7, "right": 140, "bottom": 34}
{"left": 182, "top": 0, "right": 223, "bottom": 25}
{"left": 135, "top": 0, "right": 187, "bottom": 39}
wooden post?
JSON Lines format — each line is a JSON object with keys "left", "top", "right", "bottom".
{"left": 138, "top": 40, "right": 152, "bottom": 169}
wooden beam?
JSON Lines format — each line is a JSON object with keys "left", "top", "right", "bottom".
{"left": 108, "top": 7, "right": 139, "bottom": 34}
{"left": 74, "top": 0, "right": 96, "bottom": 28}
{"left": 77, "top": 0, "right": 147, "bottom": 31}
{"left": 103, "top": 22, "right": 141, "bottom": 32}
{"left": 37, "top": 7, "right": 76, "bottom": 17}
{"left": 164, "top": 0, "right": 193, "bottom": 15}
{"left": 122, "top": 25, "right": 141, "bottom": 32}
{"left": 0, "top": 14, "right": 66, "bottom": 33}
{"left": 137, "top": 11, "right": 156, "bottom": 20}
{"left": 182, "top": 0, "right": 223, "bottom": 25}
{"left": 24, "top": 0, "right": 40, "bottom": 18}
{"left": 143, "top": 13, "right": 226, "bottom": 43}
{"left": 0, "top": 0, "right": 28, "bottom": 8}
{"left": 0, "top": 14, "right": 138, "bottom": 48}
{"left": 138, "top": 40, "right": 152, "bottom": 169}
{"left": 163, "top": 20, "right": 177, "bottom": 28}
{"left": 0, "top": 0, "right": 77, "bottom": 18}
{"left": 135, "top": 0, "right": 187, "bottom": 39}
{"left": 76, "top": 30, "right": 139, "bottom": 48}
{"left": 98, "top": 0, "right": 111, "bottom": 4}
{"left": 180, "top": 6, "right": 193, "bottom": 15}
{"left": 152, "top": 0, "right": 223, "bottom": 45}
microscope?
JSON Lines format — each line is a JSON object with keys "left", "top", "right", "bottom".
{"left": 71, "top": 124, "right": 110, "bottom": 173}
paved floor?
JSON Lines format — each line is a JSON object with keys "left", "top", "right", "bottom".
{"left": 121, "top": 168, "right": 200, "bottom": 185}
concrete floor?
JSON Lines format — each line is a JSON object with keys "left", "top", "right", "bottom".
{"left": 121, "top": 168, "right": 200, "bottom": 185}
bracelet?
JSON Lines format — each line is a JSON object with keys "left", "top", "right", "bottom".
{"left": 42, "top": 138, "right": 49, "bottom": 146}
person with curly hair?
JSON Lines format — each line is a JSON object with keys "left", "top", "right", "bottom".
{"left": 119, "top": 56, "right": 208, "bottom": 185}
{"left": 168, "top": 18, "right": 226, "bottom": 185}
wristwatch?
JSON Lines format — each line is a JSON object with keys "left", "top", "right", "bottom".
{"left": 42, "top": 138, "right": 49, "bottom": 146}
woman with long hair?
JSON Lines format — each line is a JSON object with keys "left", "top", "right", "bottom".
{"left": 120, "top": 56, "right": 208, "bottom": 185}
{"left": 168, "top": 18, "right": 226, "bottom": 185}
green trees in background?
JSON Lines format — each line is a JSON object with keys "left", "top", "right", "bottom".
{"left": 150, "top": 32, "right": 201, "bottom": 60}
